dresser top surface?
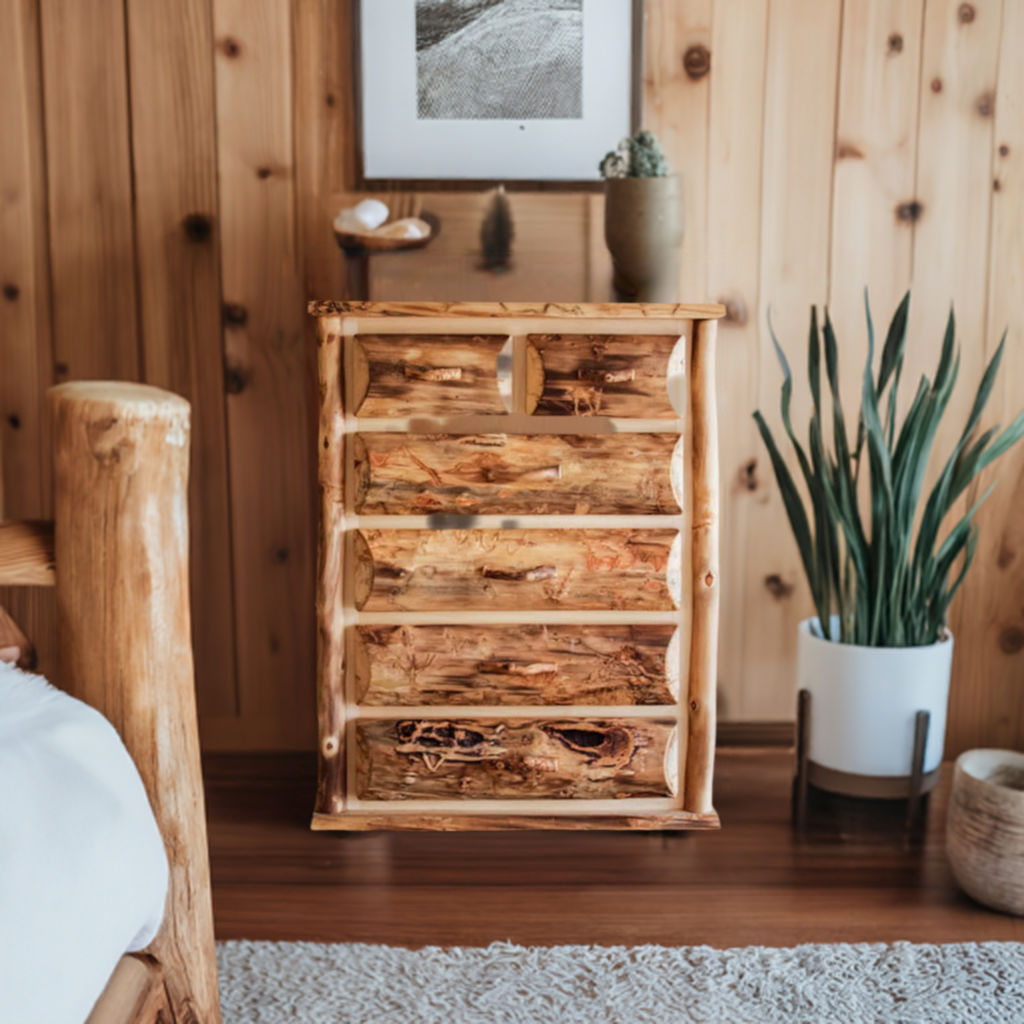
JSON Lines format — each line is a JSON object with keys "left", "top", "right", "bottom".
{"left": 308, "top": 300, "right": 727, "bottom": 321}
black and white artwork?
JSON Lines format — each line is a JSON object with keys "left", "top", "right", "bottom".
{"left": 358, "top": 0, "right": 637, "bottom": 182}
{"left": 415, "top": 0, "right": 584, "bottom": 120}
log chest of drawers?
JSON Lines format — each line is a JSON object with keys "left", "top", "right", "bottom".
{"left": 308, "top": 300, "right": 724, "bottom": 831}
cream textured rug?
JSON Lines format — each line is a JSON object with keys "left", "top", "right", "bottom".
{"left": 217, "top": 939, "right": 1024, "bottom": 1023}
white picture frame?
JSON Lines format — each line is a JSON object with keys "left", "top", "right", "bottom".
{"left": 356, "top": 0, "right": 642, "bottom": 184}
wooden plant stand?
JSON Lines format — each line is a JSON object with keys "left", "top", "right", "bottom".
{"left": 309, "top": 301, "right": 725, "bottom": 831}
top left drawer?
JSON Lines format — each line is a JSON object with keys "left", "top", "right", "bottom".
{"left": 353, "top": 335, "right": 509, "bottom": 417}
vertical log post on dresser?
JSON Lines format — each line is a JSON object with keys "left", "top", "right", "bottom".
{"left": 316, "top": 315, "right": 346, "bottom": 815}
{"left": 685, "top": 319, "right": 720, "bottom": 815}
{"left": 50, "top": 382, "right": 221, "bottom": 1024}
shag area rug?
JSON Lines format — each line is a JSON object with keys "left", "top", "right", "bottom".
{"left": 217, "top": 939, "right": 1024, "bottom": 1023}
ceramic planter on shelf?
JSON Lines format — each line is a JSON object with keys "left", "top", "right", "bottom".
{"left": 796, "top": 616, "right": 953, "bottom": 798}
{"left": 947, "top": 749, "right": 1024, "bottom": 915}
{"left": 604, "top": 175, "right": 683, "bottom": 303}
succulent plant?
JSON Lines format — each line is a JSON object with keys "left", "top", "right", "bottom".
{"left": 599, "top": 129, "right": 670, "bottom": 180}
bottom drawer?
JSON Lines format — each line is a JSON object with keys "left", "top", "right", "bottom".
{"left": 355, "top": 718, "right": 678, "bottom": 801}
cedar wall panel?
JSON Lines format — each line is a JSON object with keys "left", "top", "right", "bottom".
{"left": 125, "top": 0, "right": 238, "bottom": 718}
{"left": 2, "top": 0, "right": 1022, "bottom": 751}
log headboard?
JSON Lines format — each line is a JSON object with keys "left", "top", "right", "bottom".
{"left": 309, "top": 301, "right": 725, "bottom": 831}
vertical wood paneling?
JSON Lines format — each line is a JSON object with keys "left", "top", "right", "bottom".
{"left": 947, "top": 0, "right": 1024, "bottom": 757}
{"left": 0, "top": 0, "right": 53, "bottom": 519}
{"left": 1, "top": 0, "right": 57, "bottom": 683}
{"left": 907, "top": 0, "right": 1002, "bottom": 477}
{"left": 212, "top": 0, "right": 315, "bottom": 749}
{"left": 126, "top": 0, "right": 238, "bottom": 718}
{"left": 644, "top": 0, "right": 712, "bottom": 301}
{"left": 705, "top": 0, "right": 769, "bottom": 720}
{"left": 39, "top": 0, "right": 140, "bottom": 383}
{"left": 742, "top": 0, "right": 843, "bottom": 720}
{"left": 828, "top": 0, "right": 924, "bottom": 372}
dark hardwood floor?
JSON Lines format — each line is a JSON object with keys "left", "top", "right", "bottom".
{"left": 205, "top": 748, "right": 1022, "bottom": 948}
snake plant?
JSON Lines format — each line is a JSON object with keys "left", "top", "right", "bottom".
{"left": 754, "top": 292, "right": 1024, "bottom": 648}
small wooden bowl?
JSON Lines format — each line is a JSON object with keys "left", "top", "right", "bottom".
{"left": 333, "top": 217, "right": 434, "bottom": 253}
{"left": 947, "top": 749, "right": 1024, "bottom": 915}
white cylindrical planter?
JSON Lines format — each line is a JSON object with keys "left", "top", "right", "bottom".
{"left": 796, "top": 617, "right": 953, "bottom": 797}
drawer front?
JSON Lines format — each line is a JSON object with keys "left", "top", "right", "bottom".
{"left": 355, "top": 624, "right": 679, "bottom": 706}
{"left": 354, "top": 528, "right": 682, "bottom": 612}
{"left": 355, "top": 718, "right": 678, "bottom": 800}
{"left": 527, "top": 334, "right": 683, "bottom": 417}
{"left": 354, "top": 433, "right": 683, "bottom": 515}
{"left": 354, "top": 335, "right": 509, "bottom": 417}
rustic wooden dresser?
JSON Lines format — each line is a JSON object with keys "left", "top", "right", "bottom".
{"left": 309, "top": 301, "right": 724, "bottom": 831}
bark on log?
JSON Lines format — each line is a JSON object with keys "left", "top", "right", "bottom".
{"left": 354, "top": 624, "right": 679, "bottom": 705}
{"left": 356, "top": 717, "right": 678, "bottom": 800}
{"left": 354, "top": 433, "right": 683, "bottom": 515}
{"left": 317, "top": 315, "right": 346, "bottom": 815}
{"left": 354, "top": 528, "right": 682, "bottom": 611}
{"left": 353, "top": 335, "right": 509, "bottom": 417}
{"left": 527, "top": 334, "right": 683, "bottom": 417}
{"left": 50, "top": 382, "right": 220, "bottom": 1024}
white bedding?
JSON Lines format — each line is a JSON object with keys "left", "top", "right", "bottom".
{"left": 0, "top": 662, "right": 168, "bottom": 1024}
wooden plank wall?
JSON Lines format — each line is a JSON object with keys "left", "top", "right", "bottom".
{"left": 0, "top": 0, "right": 1021, "bottom": 752}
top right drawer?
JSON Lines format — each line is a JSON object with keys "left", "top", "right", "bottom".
{"left": 527, "top": 334, "right": 685, "bottom": 418}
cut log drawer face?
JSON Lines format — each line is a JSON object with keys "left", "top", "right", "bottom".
{"left": 527, "top": 334, "right": 684, "bottom": 417}
{"left": 355, "top": 718, "right": 678, "bottom": 800}
{"left": 354, "top": 624, "right": 680, "bottom": 706}
{"left": 354, "top": 528, "right": 682, "bottom": 612}
{"left": 353, "top": 335, "right": 509, "bottom": 417}
{"left": 354, "top": 433, "right": 684, "bottom": 515}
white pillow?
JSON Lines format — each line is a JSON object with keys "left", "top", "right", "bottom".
{"left": 0, "top": 662, "right": 169, "bottom": 1024}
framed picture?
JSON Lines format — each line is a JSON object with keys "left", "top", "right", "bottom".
{"left": 355, "top": 0, "right": 643, "bottom": 185}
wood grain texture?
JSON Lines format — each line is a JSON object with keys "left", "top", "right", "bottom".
{"left": 353, "top": 335, "right": 509, "bottom": 417}
{"left": 316, "top": 315, "right": 346, "bottom": 815}
{"left": 743, "top": 0, "right": 842, "bottom": 719}
{"left": 644, "top": 0, "right": 712, "bottom": 300}
{"left": 0, "top": 0, "right": 53, "bottom": 521}
{"left": 0, "top": 601, "right": 34, "bottom": 669}
{"left": 210, "top": 751, "right": 1017, "bottom": 944}
{"left": 84, "top": 955, "right": 169, "bottom": 1024}
{"left": 0, "top": 520, "right": 54, "bottom": 586}
{"left": 947, "top": 0, "right": 1024, "bottom": 758}
{"left": 354, "top": 624, "right": 679, "bottom": 706}
{"left": 827, "top": 0, "right": 923, "bottom": 371}
{"left": 705, "top": 0, "right": 768, "bottom": 721}
{"left": 310, "top": 301, "right": 725, "bottom": 320}
{"left": 214, "top": 0, "right": 315, "bottom": 748}
{"left": 354, "top": 528, "right": 682, "bottom": 612}
{"left": 51, "top": 382, "right": 220, "bottom": 1024}
{"left": 355, "top": 718, "right": 678, "bottom": 801}
{"left": 312, "top": 809, "right": 717, "bottom": 831}
{"left": 527, "top": 335, "right": 683, "bottom": 417}
{"left": 354, "top": 432, "right": 682, "bottom": 515}
{"left": 126, "top": 0, "right": 238, "bottom": 720}
{"left": 40, "top": 0, "right": 139, "bottom": 383}
{"left": 685, "top": 319, "right": 719, "bottom": 815}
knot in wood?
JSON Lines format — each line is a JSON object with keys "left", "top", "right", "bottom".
{"left": 958, "top": 3, "right": 976, "bottom": 23}
{"left": 683, "top": 44, "right": 711, "bottom": 80}
{"left": 2, "top": 284, "right": 18, "bottom": 301}
{"left": 219, "top": 36, "right": 242, "bottom": 58}
{"left": 222, "top": 301, "right": 248, "bottom": 326}
{"left": 999, "top": 626, "right": 1024, "bottom": 655}
{"left": 182, "top": 213, "right": 213, "bottom": 243}
{"left": 323, "top": 736, "right": 339, "bottom": 757}
{"left": 896, "top": 200, "right": 923, "bottom": 223}
{"left": 764, "top": 574, "right": 793, "bottom": 600}
{"left": 931, "top": 77, "right": 943, "bottom": 93}
{"left": 887, "top": 33, "right": 904, "bottom": 54}
{"left": 704, "top": 572, "right": 715, "bottom": 588}
{"left": 976, "top": 92, "right": 995, "bottom": 117}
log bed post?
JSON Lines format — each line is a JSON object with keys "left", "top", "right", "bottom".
{"left": 50, "top": 382, "right": 221, "bottom": 1024}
